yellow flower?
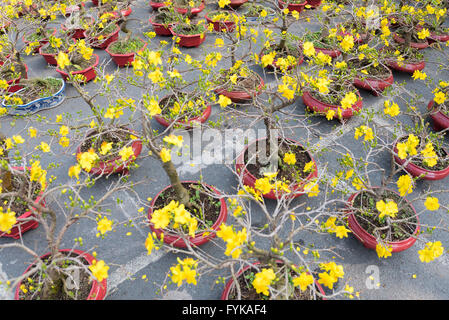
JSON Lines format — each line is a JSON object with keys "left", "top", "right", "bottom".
{"left": 163, "top": 135, "right": 183, "bottom": 147}
{"left": 252, "top": 268, "right": 276, "bottom": 296}
{"left": 28, "top": 127, "right": 37, "bottom": 138}
{"left": 100, "top": 141, "right": 113, "bottom": 155}
{"left": 59, "top": 136, "right": 70, "bottom": 148}
{"left": 376, "top": 200, "right": 398, "bottom": 219}
{"left": 97, "top": 216, "right": 113, "bottom": 235}
{"left": 145, "top": 232, "right": 154, "bottom": 255}
{"left": 340, "top": 35, "right": 354, "bottom": 52}
{"left": 397, "top": 174, "right": 413, "bottom": 196}
{"left": 39, "top": 142, "right": 51, "bottom": 153}
{"left": 218, "top": 95, "right": 232, "bottom": 108}
{"left": 340, "top": 92, "right": 358, "bottom": 110}
{"left": 318, "top": 271, "right": 337, "bottom": 289}
{"left": 424, "top": 196, "right": 439, "bottom": 211}
{"left": 417, "top": 28, "right": 430, "bottom": 40}
{"left": 354, "top": 126, "right": 374, "bottom": 141}
{"left": 293, "top": 273, "right": 314, "bottom": 291}
{"left": 145, "top": 96, "right": 162, "bottom": 116}
{"left": 383, "top": 100, "right": 400, "bottom": 117}
{"left": 160, "top": 147, "right": 171, "bottom": 163}
{"left": 89, "top": 260, "right": 109, "bottom": 282}
{"left": 283, "top": 152, "right": 296, "bottom": 165}
{"left": 0, "top": 208, "right": 16, "bottom": 233}
{"left": 418, "top": 241, "right": 444, "bottom": 263}
{"left": 376, "top": 243, "right": 392, "bottom": 259}
{"left": 148, "top": 51, "right": 162, "bottom": 66}
{"left": 68, "top": 164, "right": 81, "bottom": 179}
{"left": 434, "top": 91, "right": 446, "bottom": 105}
{"left": 12, "top": 135, "right": 24, "bottom": 144}
{"left": 119, "top": 146, "right": 135, "bottom": 162}
{"left": 303, "top": 41, "right": 315, "bottom": 57}
{"left": 254, "top": 177, "right": 272, "bottom": 195}
{"left": 59, "top": 125, "right": 69, "bottom": 136}
{"left": 261, "top": 51, "right": 276, "bottom": 67}
{"left": 56, "top": 51, "right": 71, "bottom": 70}
{"left": 326, "top": 109, "right": 335, "bottom": 120}
{"left": 77, "top": 149, "right": 99, "bottom": 172}
{"left": 412, "top": 70, "right": 427, "bottom": 81}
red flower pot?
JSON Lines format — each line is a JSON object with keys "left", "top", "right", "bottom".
{"left": 221, "top": 261, "right": 326, "bottom": 300}
{"left": 106, "top": 39, "right": 148, "bottom": 67}
{"left": 385, "top": 57, "right": 425, "bottom": 74}
{"left": 393, "top": 135, "right": 449, "bottom": 180}
{"left": 22, "top": 28, "right": 57, "bottom": 53}
{"left": 169, "top": 27, "right": 206, "bottom": 47}
{"left": 108, "top": 7, "right": 133, "bottom": 19}
{"left": 235, "top": 137, "right": 318, "bottom": 200}
{"left": 302, "top": 90, "right": 363, "bottom": 119}
{"left": 149, "top": 1, "right": 167, "bottom": 10}
{"left": 175, "top": 1, "right": 205, "bottom": 15}
{"left": 56, "top": 53, "right": 99, "bottom": 83}
{"left": 61, "top": 17, "right": 95, "bottom": 39}
{"left": 92, "top": 0, "right": 99, "bottom": 5}
{"left": 7, "top": 63, "right": 28, "bottom": 93}
{"left": 353, "top": 68, "right": 394, "bottom": 96}
{"left": 214, "top": 73, "right": 265, "bottom": 103}
{"left": 154, "top": 104, "right": 211, "bottom": 129}
{"left": 393, "top": 33, "right": 430, "bottom": 50}
{"left": 428, "top": 100, "right": 449, "bottom": 132}
{"left": 147, "top": 181, "right": 228, "bottom": 248}
{"left": 306, "top": 0, "right": 321, "bottom": 7}
{"left": 84, "top": 24, "right": 120, "bottom": 49}
{"left": 76, "top": 129, "right": 143, "bottom": 176}
{"left": 149, "top": 15, "right": 175, "bottom": 36}
{"left": 205, "top": 13, "right": 236, "bottom": 32}
{"left": 346, "top": 189, "right": 420, "bottom": 252}
{"left": 15, "top": 249, "right": 107, "bottom": 300}
{"left": 428, "top": 32, "right": 449, "bottom": 43}
{"left": 38, "top": 46, "right": 58, "bottom": 66}
{"left": 315, "top": 46, "right": 341, "bottom": 58}
{"left": 228, "top": 0, "right": 248, "bottom": 8}
{"left": 0, "top": 167, "right": 44, "bottom": 240}
{"left": 278, "top": 0, "right": 307, "bottom": 13}
{"left": 64, "top": 2, "right": 85, "bottom": 17}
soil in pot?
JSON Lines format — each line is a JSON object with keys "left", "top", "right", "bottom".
{"left": 215, "top": 69, "right": 262, "bottom": 95}
{"left": 308, "top": 82, "right": 359, "bottom": 107}
{"left": 348, "top": 58, "right": 392, "bottom": 81}
{"left": 261, "top": 41, "right": 304, "bottom": 69}
{"left": 79, "top": 127, "right": 137, "bottom": 163}
{"left": 382, "top": 45, "right": 424, "bottom": 65}
{"left": 107, "top": 37, "right": 146, "bottom": 54}
{"left": 151, "top": 8, "right": 179, "bottom": 26}
{"left": 0, "top": 61, "right": 27, "bottom": 84}
{"left": 227, "top": 263, "right": 323, "bottom": 300}
{"left": 17, "top": 251, "right": 93, "bottom": 300}
{"left": 351, "top": 189, "right": 418, "bottom": 242}
{"left": 303, "top": 31, "right": 337, "bottom": 50}
{"left": 24, "top": 28, "right": 54, "bottom": 43}
{"left": 8, "top": 78, "right": 63, "bottom": 105}
{"left": 244, "top": 138, "right": 312, "bottom": 183}
{"left": 396, "top": 136, "right": 449, "bottom": 172}
{"left": 59, "top": 54, "right": 97, "bottom": 75}
{"left": 152, "top": 182, "right": 222, "bottom": 235}
{"left": 158, "top": 93, "right": 208, "bottom": 124}
{"left": 171, "top": 22, "right": 205, "bottom": 36}
{"left": 240, "top": 3, "right": 275, "bottom": 19}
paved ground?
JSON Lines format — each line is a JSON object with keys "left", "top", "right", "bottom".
{"left": 1, "top": 0, "right": 449, "bottom": 300}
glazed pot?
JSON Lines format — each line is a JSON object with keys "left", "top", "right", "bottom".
{"left": 2, "top": 78, "right": 65, "bottom": 115}
{"left": 76, "top": 129, "right": 143, "bottom": 176}
{"left": 347, "top": 188, "right": 420, "bottom": 252}
{"left": 302, "top": 90, "right": 363, "bottom": 119}
{"left": 235, "top": 137, "right": 318, "bottom": 200}
{"left": 353, "top": 67, "right": 394, "bottom": 96}
{"left": 393, "top": 136, "right": 449, "bottom": 180}
{"left": 214, "top": 73, "right": 264, "bottom": 103}
{"left": 61, "top": 17, "right": 95, "bottom": 39}
{"left": 428, "top": 100, "right": 449, "bottom": 132}
{"left": 84, "top": 24, "right": 120, "bottom": 49}
{"left": 22, "top": 28, "right": 57, "bottom": 53}
{"left": 278, "top": 0, "right": 307, "bottom": 13}
{"left": 107, "top": 7, "right": 133, "bottom": 19}
{"left": 149, "top": 1, "right": 167, "bottom": 10}
{"left": 174, "top": 1, "right": 205, "bottom": 15}
{"left": 147, "top": 181, "right": 228, "bottom": 248}
{"left": 314, "top": 46, "right": 341, "bottom": 58}
{"left": 221, "top": 261, "right": 326, "bottom": 300}
{"left": 149, "top": 15, "right": 175, "bottom": 36}
{"left": 6, "top": 63, "right": 28, "bottom": 93}
{"left": 169, "top": 27, "right": 206, "bottom": 47}
{"left": 56, "top": 54, "right": 99, "bottom": 83}
{"left": 392, "top": 33, "right": 430, "bottom": 50}
{"left": 228, "top": 0, "right": 248, "bottom": 8}
{"left": 15, "top": 249, "right": 107, "bottom": 300}
{"left": 306, "top": 0, "right": 321, "bottom": 7}
{"left": 385, "top": 57, "right": 425, "bottom": 74}
{"left": 154, "top": 100, "right": 211, "bottom": 129}
{"left": 106, "top": 38, "right": 148, "bottom": 67}
{"left": 0, "top": 167, "right": 45, "bottom": 239}
{"left": 205, "top": 13, "right": 236, "bottom": 33}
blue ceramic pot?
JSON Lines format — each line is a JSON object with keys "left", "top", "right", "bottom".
{"left": 2, "top": 78, "right": 65, "bottom": 115}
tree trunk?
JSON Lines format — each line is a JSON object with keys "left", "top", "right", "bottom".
{"left": 161, "top": 160, "right": 191, "bottom": 206}
{"left": 0, "top": 133, "right": 11, "bottom": 192}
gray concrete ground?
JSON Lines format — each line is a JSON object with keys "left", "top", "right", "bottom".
{"left": 1, "top": 0, "right": 449, "bottom": 300}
